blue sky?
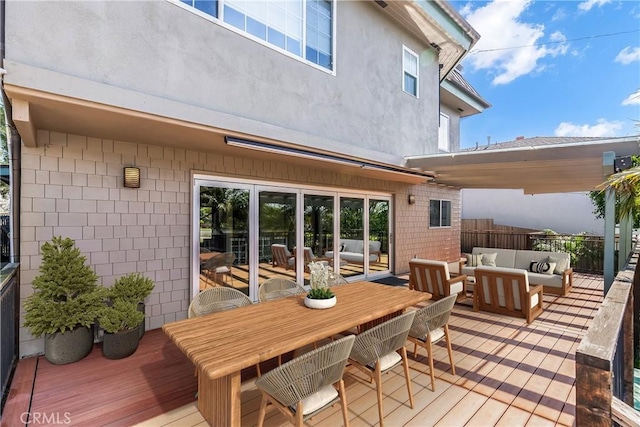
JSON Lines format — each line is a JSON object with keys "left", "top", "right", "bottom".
{"left": 451, "top": 0, "right": 640, "bottom": 149}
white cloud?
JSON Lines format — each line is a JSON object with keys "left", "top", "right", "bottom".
{"left": 554, "top": 119, "right": 623, "bottom": 137}
{"left": 462, "top": 0, "right": 569, "bottom": 85}
{"left": 551, "top": 8, "right": 567, "bottom": 21}
{"left": 615, "top": 46, "right": 640, "bottom": 64}
{"left": 622, "top": 90, "right": 640, "bottom": 106}
{"left": 577, "top": 0, "right": 612, "bottom": 12}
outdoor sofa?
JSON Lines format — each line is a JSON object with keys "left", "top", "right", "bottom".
{"left": 324, "top": 239, "right": 381, "bottom": 265}
{"left": 461, "top": 247, "right": 573, "bottom": 296}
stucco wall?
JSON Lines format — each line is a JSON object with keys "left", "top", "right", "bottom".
{"left": 19, "top": 130, "right": 460, "bottom": 357}
{"left": 461, "top": 189, "right": 604, "bottom": 235}
{"left": 6, "top": 0, "right": 440, "bottom": 161}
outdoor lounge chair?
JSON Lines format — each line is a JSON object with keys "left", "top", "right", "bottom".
{"left": 348, "top": 311, "right": 416, "bottom": 427}
{"left": 255, "top": 335, "right": 355, "bottom": 427}
{"left": 271, "top": 244, "right": 295, "bottom": 270}
{"left": 407, "top": 294, "right": 457, "bottom": 391}
{"left": 409, "top": 259, "right": 466, "bottom": 301}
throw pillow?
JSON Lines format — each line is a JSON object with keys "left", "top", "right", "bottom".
{"left": 547, "top": 256, "right": 568, "bottom": 274}
{"left": 529, "top": 260, "right": 556, "bottom": 275}
{"left": 480, "top": 252, "right": 497, "bottom": 267}
{"left": 465, "top": 253, "right": 483, "bottom": 267}
{"left": 339, "top": 244, "right": 346, "bottom": 252}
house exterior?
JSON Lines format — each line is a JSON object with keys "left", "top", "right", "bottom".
{"left": 1, "top": 0, "right": 486, "bottom": 357}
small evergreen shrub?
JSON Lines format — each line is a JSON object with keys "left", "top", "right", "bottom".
{"left": 109, "top": 273, "right": 154, "bottom": 304}
{"left": 98, "top": 300, "right": 145, "bottom": 334}
{"left": 24, "top": 236, "right": 104, "bottom": 337}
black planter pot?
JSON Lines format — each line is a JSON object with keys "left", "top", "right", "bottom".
{"left": 102, "top": 327, "right": 140, "bottom": 360}
{"left": 44, "top": 326, "right": 94, "bottom": 365}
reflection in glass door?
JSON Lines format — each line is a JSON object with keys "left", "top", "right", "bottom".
{"left": 259, "top": 191, "right": 298, "bottom": 287}
{"left": 198, "top": 185, "right": 250, "bottom": 295}
{"left": 369, "top": 199, "right": 390, "bottom": 274}
{"left": 194, "top": 176, "right": 393, "bottom": 300}
{"left": 303, "top": 194, "right": 334, "bottom": 286}
{"left": 339, "top": 197, "right": 365, "bottom": 278}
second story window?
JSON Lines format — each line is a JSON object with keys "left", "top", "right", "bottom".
{"left": 403, "top": 46, "right": 418, "bottom": 97}
{"left": 180, "top": 0, "right": 333, "bottom": 71}
{"left": 438, "top": 113, "right": 450, "bottom": 151}
{"left": 306, "top": 0, "right": 333, "bottom": 69}
{"left": 181, "top": 0, "right": 218, "bottom": 17}
{"left": 224, "top": 0, "right": 303, "bottom": 56}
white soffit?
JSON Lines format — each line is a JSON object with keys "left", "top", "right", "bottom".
{"left": 405, "top": 136, "right": 640, "bottom": 194}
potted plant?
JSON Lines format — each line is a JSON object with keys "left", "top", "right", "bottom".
{"left": 98, "top": 299, "right": 145, "bottom": 359}
{"left": 304, "top": 261, "right": 336, "bottom": 309}
{"left": 23, "top": 236, "right": 104, "bottom": 365}
{"left": 108, "top": 273, "right": 154, "bottom": 339}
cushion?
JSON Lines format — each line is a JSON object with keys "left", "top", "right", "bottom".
{"left": 529, "top": 260, "right": 556, "bottom": 275}
{"left": 547, "top": 256, "right": 569, "bottom": 274}
{"left": 369, "top": 351, "right": 402, "bottom": 371}
{"left": 480, "top": 252, "right": 497, "bottom": 267}
{"left": 465, "top": 253, "right": 483, "bottom": 267}
{"left": 297, "top": 385, "right": 338, "bottom": 415}
{"left": 339, "top": 244, "right": 346, "bottom": 252}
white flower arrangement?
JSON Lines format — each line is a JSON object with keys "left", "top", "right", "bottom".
{"left": 307, "top": 261, "right": 335, "bottom": 299}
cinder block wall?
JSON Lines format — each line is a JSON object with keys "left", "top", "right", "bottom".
{"left": 19, "top": 130, "right": 460, "bottom": 357}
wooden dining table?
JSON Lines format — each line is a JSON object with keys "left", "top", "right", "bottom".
{"left": 162, "top": 281, "right": 431, "bottom": 426}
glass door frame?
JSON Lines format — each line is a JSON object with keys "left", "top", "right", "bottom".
{"left": 191, "top": 173, "right": 394, "bottom": 301}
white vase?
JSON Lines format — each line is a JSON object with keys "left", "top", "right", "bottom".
{"left": 304, "top": 295, "right": 337, "bottom": 309}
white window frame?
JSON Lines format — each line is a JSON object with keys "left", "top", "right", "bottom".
{"left": 402, "top": 46, "right": 419, "bottom": 98}
{"left": 171, "top": 0, "right": 336, "bottom": 75}
{"left": 438, "top": 112, "right": 450, "bottom": 152}
{"left": 429, "top": 199, "right": 451, "bottom": 228}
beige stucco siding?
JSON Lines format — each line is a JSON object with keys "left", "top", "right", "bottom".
{"left": 6, "top": 0, "right": 441, "bottom": 162}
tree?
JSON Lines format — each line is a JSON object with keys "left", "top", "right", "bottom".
{"left": 589, "top": 155, "right": 640, "bottom": 227}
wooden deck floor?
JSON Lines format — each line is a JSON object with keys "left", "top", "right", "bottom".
{"left": 1, "top": 273, "right": 603, "bottom": 427}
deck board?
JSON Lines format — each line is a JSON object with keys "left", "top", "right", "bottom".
{"left": 0, "top": 273, "right": 603, "bottom": 427}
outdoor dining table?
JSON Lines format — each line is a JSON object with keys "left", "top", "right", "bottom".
{"left": 162, "top": 280, "right": 431, "bottom": 426}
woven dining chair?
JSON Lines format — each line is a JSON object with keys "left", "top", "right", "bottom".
{"left": 188, "top": 287, "right": 251, "bottom": 318}
{"left": 187, "top": 287, "right": 260, "bottom": 375}
{"left": 348, "top": 310, "right": 416, "bottom": 427}
{"left": 329, "top": 272, "right": 349, "bottom": 286}
{"left": 259, "top": 277, "right": 306, "bottom": 302}
{"left": 407, "top": 293, "right": 457, "bottom": 391}
{"left": 255, "top": 335, "right": 355, "bottom": 427}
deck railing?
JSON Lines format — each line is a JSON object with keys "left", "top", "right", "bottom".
{"left": 0, "top": 264, "right": 19, "bottom": 414}
{"left": 461, "top": 231, "right": 616, "bottom": 274}
{"left": 575, "top": 247, "right": 639, "bottom": 426}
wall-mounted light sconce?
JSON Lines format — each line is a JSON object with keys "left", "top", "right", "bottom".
{"left": 408, "top": 194, "right": 416, "bottom": 205}
{"left": 123, "top": 167, "right": 140, "bottom": 188}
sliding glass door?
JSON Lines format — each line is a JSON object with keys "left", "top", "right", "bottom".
{"left": 338, "top": 197, "right": 365, "bottom": 278}
{"left": 258, "top": 190, "right": 298, "bottom": 286}
{"left": 369, "top": 199, "right": 390, "bottom": 274}
{"left": 193, "top": 175, "right": 392, "bottom": 300}
{"left": 197, "top": 183, "right": 250, "bottom": 295}
{"left": 303, "top": 194, "right": 334, "bottom": 286}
